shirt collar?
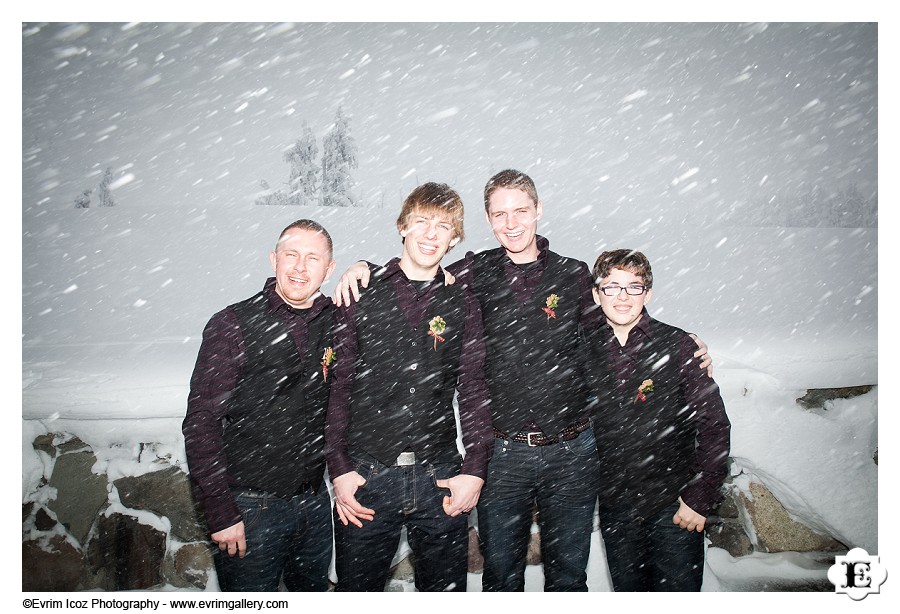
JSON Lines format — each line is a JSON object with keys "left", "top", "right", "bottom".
{"left": 602, "top": 307, "right": 654, "bottom": 341}
{"left": 263, "top": 277, "right": 330, "bottom": 319}
{"left": 377, "top": 257, "right": 446, "bottom": 291}
{"left": 498, "top": 234, "right": 550, "bottom": 268}
{"left": 634, "top": 307, "right": 653, "bottom": 338}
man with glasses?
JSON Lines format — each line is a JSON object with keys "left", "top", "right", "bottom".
{"left": 586, "top": 248, "right": 730, "bottom": 591}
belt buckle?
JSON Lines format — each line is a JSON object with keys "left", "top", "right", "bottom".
{"left": 396, "top": 451, "right": 416, "bottom": 466}
{"left": 526, "top": 432, "right": 542, "bottom": 447}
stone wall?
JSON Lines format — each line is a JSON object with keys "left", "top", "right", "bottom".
{"left": 22, "top": 386, "right": 872, "bottom": 591}
{"left": 23, "top": 434, "right": 212, "bottom": 592}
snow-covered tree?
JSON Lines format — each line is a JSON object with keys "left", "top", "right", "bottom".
{"left": 74, "top": 189, "right": 91, "bottom": 209}
{"left": 284, "top": 123, "right": 319, "bottom": 206}
{"left": 97, "top": 168, "right": 116, "bottom": 207}
{"left": 320, "top": 107, "right": 359, "bottom": 207}
{"left": 254, "top": 179, "right": 287, "bottom": 206}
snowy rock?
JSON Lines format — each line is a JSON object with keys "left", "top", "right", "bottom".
{"left": 526, "top": 531, "right": 542, "bottom": 566}
{"left": 796, "top": 385, "right": 875, "bottom": 409}
{"left": 707, "top": 482, "right": 754, "bottom": 557}
{"left": 24, "top": 503, "right": 57, "bottom": 532}
{"left": 740, "top": 482, "right": 845, "bottom": 554}
{"left": 85, "top": 512, "right": 167, "bottom": 590}
{"left": 708, "top": 522, "right": 754, "bottom": 558}
{"left": 384, "top": 555, "right": 416, "bottom": 591}
{"left": 113, "top": 466, "right": 207, "bottom": 542}
{"left": 467, "top": 526, "right": 483, "bottom": 573}
{"left": 166, "top": 542, "right": 213, "bottom": 590}
{"left": 22, "top": 535, "right": 83, "bottom": 592}
{"left": 46, "top": 451, "right": 108, "bottom": 545}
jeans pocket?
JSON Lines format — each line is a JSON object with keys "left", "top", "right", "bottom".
{"left": 562, "top": 430, "right": 599, "bottom": 457}
{"left": 429, "top": 462, "right": 461, "bottom": 485}
{"left": 352, "top": 459, "right": 375, "bottom": 486}
{"left": 236, "top": 497, "right": 265, "bottom": 532}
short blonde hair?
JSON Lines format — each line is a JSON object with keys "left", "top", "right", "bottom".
{"left": 396, "top": 182, "right": 465, "bottom": 245}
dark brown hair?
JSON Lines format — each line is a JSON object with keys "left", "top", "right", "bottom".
{"left": 592, "top": 249, "right": 653, "bottom": 289}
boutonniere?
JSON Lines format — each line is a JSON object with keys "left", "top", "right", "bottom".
{"left": 428, "top": 316, "right": 446, "bottom": 350}
{"left": 321, "top": 347, "right": 335, "bottom": 381}
{"left": 634, "top": 379, "right": 654, "bottom": 404}
{"left": 542, "top": 293, "right": 559, "bottom": 320}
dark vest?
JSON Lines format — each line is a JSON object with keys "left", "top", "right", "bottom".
{"left": 589, "top": 320, "right": 697, "bottom": 519}
{"left": 348, "top": 273, "right": 466, "bottom": 466}
{"left": 222, "top": 293, "right": 333, "bottom": 498}
{"left": 471, "top": 249, "right": 591, "bottom": 434}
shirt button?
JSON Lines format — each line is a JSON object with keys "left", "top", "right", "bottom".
{"left": 410, "top": 387, "right": 416, "bottom": 393}
{"left": 410, "top": 363, "right": 418, "bottom": 370}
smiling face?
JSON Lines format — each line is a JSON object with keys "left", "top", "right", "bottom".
{"left": 486, "top": 187, "right": 543, "bottom": 264}
{"left": 269, "top": 227, "right": 336, "bottom": 309}
{"left": 592, "top": 267, "right": 653, "bottom": 340}
{"left": 398, "top": 207, "right": 459, "bottom": 280}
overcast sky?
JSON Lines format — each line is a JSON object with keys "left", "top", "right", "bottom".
{"left": 22, "top": 22, "right": 876, "bottom": 223}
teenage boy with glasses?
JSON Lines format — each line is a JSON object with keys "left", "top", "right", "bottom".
{"left": 587, "top": 248, "right": 731, "bottom": 591}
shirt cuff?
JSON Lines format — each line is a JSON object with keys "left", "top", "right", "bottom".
{"left": 460, "top": 444, "right": 491, "bottom": 481}
{"left": 326, "top": 452, "right": 355, "bottom": 481}
{"left": 680, "top": 482, "right": 720, "bottom": 518}
{"left": 203, "top": 492, "right": 243, "bottom": 535}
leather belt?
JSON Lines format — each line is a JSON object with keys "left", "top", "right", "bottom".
{"left": 494, "top": 418, "right": 591, "bottom": 447}
{"left": 231, "top": 480, "right": 319, "bottom": 500}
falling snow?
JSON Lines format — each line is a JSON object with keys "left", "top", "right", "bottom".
{"left": 20, "top": 21, "right": 879, "bottom": 595}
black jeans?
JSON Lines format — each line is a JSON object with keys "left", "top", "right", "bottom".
{"left": 214, "top": 487, "right": 332, "bottom": 592}
{"left": 599, "top": 500, "right": 705, "bottom": 591}
{"left": 477, "top": 428, "right": 600, "bottom": 591}
{"left": 333, "top": 457, "right": 468, "bottom": 592}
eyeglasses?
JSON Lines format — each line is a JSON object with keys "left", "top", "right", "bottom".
{"left": 597, "top": 284, "right": 648, "bottom": 297}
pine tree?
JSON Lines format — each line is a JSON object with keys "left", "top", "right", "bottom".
{"left": 254, "top": 180, "right": 280, "bottom": 206}
{"left": 97, "top": 167, "right": 116, "bottom": 207}
{"left": 74, "top": 189, "right": 92, "bottom": 209}
{"left": 320, "top": 107, "right": 359, "bottom": 207}
{"left": 283, "top": 123, "right": 320, "bottom": 206}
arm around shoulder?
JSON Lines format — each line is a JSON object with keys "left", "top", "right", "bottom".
{"left": 678, "top": 333, "right": 731, "bottom": 517}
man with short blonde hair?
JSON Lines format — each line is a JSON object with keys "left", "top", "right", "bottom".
{"left": 325, "top": 182, "right": 492, "bottom": 592}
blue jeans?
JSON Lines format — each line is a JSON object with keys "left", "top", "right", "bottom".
{"left": 214, "top": 487, "right": 333, "bottom": 592}
{"left": 333, "top": 458, "right": 468, "bottom": 592}
{"left": 599, "top": 500, "right": 704, "bottom": 591}
{"left": 477, "top": 428, "right": 600, "bottom": 591}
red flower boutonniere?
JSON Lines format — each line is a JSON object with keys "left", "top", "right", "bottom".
{"left": 634, "top": 379, "right": 654, "bottom": 404}
{"left": 542, "top": 293, "right": 559, "bottom": 320}
{"left": 428, "top": 316, "right": 446, "bottom": 350}
{"left": 321, "top": 347, "right": 335, "bottom": 381}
